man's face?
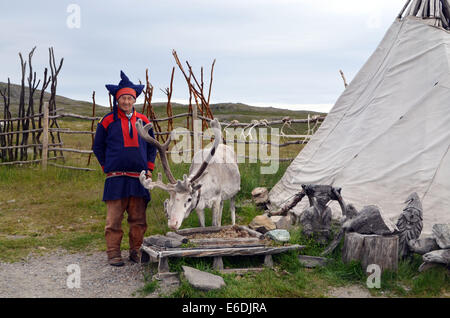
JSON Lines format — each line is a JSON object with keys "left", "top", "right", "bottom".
{"left": 117, "top": 94, "right": 136, "bottom": 114}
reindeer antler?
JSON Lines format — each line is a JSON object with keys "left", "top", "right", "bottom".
{"left": 188, "top": 118, "right": 221, "bottom": 183}
{"left": 139, "top": 171, "right": 175, "bottom": 192}
{"left": 136, "top": 119, "right": 177, "bottom": 184}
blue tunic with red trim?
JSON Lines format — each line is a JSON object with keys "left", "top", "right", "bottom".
{"left": 93, "top": 108, "right": 157, "bottom": 202}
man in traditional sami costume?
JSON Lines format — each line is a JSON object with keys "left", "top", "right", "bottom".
{"left": 93, "top": 71, "right": 157, "bottom": 266}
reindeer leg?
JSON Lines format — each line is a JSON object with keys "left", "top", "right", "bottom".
{"left": 218, "top": 200, "right": 224, "bottom": 227}
{"left": 230, "top": 196, "right": 236, "bottom": 225}
{"left": 212, "top": 200, "right": 221, "bottom": 227}
{"left": 196, "top": 208, "right": 205, "bottom": 227}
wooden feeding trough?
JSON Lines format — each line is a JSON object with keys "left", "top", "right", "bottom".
{"left": 140, "top": 225, "right": 304, "bottom": 274}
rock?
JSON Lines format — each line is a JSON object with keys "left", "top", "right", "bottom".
{"left": 182, "top": 266, "right": 226, "bottom": 291}
{"left": 418, "top": 262, "right": 445, "bottom": 272}
{"left": 143, "top": 235, "right": 183, "bottom": 248}
{"left": 265, "top": 229, "right": 290, "bottom": 242}
{"left": 249, "top": 215, "right": 276, "bottom": 234}
{"left": 343, "top": 205, "right": 397, "bottom": 235}
{"left": 270, "top": 215, "right": 294, "bottom": 230}
{"left": 165, "top": 232, "right": 189, "bottom": 244}
{"left": 422, "top": 249, "right": 450, "bottom": 265}
{"left": 251, "top": 187, "right": 269, "bottom": 205}
{"left": 407, "top": 236, "right": 440, "bottom": 255}
{"left": 298, "top": 255, "right": 330, "bottom": 268}
{"left": 432, "top": 224, "right": 450, "bottom": 249}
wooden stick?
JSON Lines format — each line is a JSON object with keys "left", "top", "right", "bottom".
{"left": 48, "top": 129, "right": 95, "bottom": 135}
{"left": 48, "top": 163, "right": 96, "bottom": 171}
{"left": 0, "top": 142, "right": 62, "bottom": 150}
{"left": 0, "top": 156, "right": 63, "bottom": 166}
{"left": 198, "top": 115, "right": 325, "bottom": 127}
{"left": 87, "top": 91, "right": 96, "bottom": 166}
{"left": 42, "top": 101, "right": 49, "bottom": 170}
{"left": 0, "top": 128, "right": 44, "bottom": 136}
{"left": 0, "top": 108, "right": 63, "bottom": 122}
{"left": 49, "top": 113, "right": 101, "bottom": 121}
{"left": 398, "top": 0, "right": 413, "bottom": 18}
{"left": 151, "top": 113, "right": 192, "bottom": 122}
{"left": 339, "top": 70, "right": 348, "bottom": 88}
{"left": 47, "top": 147, "right": 93, "bottom": 154}
{"left": 237, "top": 226, "right": 265, "bottom": 239}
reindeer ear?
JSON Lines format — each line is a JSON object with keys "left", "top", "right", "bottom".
{"left": 192, "top": 183, "right": 202, "bottom": 192}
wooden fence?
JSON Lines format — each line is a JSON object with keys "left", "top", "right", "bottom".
{"left": 0, "top": 49, "right": 324, "bottom": 171}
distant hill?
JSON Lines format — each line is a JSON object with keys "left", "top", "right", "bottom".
{"left": 0, "top": 82, "right": 326, "bottom": 121}
{"left": 0, "top": 82, "right": 94, "bottom": 116}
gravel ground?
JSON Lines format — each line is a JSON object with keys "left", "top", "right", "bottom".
{"left": 0, "top": 250, "right": 149, "bottom": 298}
{"left": 328, "top": 285, "right": 375, "bottom": 298}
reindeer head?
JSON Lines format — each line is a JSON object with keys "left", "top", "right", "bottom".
{"left": 136, "top": 118, "right": 221, "bottom": 230}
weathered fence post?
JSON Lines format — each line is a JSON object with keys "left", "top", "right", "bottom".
{"left": 192, "top": 101, "right": 201, "bottom": 154}
{"left": 42, "top": 102, "right": 49, "bottom": 170}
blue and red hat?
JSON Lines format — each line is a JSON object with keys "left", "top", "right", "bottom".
{"left": 105, "top": 71, "right": 145, "bottom": 119}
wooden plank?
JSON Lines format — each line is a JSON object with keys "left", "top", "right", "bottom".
{"left": 158, "top": 257, "right": 170, "bottom": 273}
{"left": 176, "top": 225, "right": 233, "bottom": 236}
{"left": 264, "top": 255, "right": 274, "bottom": 267}
{"left": 140, "top": 245, "right": 161, "bottom": 259}
{"left": 213, "top": 257, "right": 224, "bottom": 270}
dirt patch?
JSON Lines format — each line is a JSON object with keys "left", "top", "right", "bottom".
{"left": 186, "top": 226, "right": 251, "bottom": 239}
{"left": 0, "top": 249, "right": 147, "bottom": 298}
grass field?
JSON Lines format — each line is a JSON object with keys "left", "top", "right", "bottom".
{"left": 0, "top": 106, "right": 449, "bottom": 298}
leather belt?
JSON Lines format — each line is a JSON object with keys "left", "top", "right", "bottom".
{"left": 106, "top": 171, "right": 141, "bottom": 179}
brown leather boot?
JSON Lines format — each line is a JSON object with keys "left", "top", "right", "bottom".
{"left": 107, "top": 251, "right": 125, "bottom": 267}
{"left": 129, "top": 250, "right": 141, "bottom": 264}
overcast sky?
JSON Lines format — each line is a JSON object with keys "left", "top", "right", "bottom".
{"left": 0, "top": 0, "right": 407, "bottom": 112}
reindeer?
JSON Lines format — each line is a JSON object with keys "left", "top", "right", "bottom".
{"left": 135, "top": 118, "right": 241, "bottom": 230}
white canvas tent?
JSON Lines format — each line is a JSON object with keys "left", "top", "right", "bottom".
{"left": 268, "top": 0, "right": 450, "bottom": 235}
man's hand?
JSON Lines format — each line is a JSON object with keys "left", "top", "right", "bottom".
{"left": 146, "top": 171, "right": 152, "bottom": 179}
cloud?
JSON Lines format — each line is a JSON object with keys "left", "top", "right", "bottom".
{"left": 0, "top": 0, "right": 404, "bottom": 110}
